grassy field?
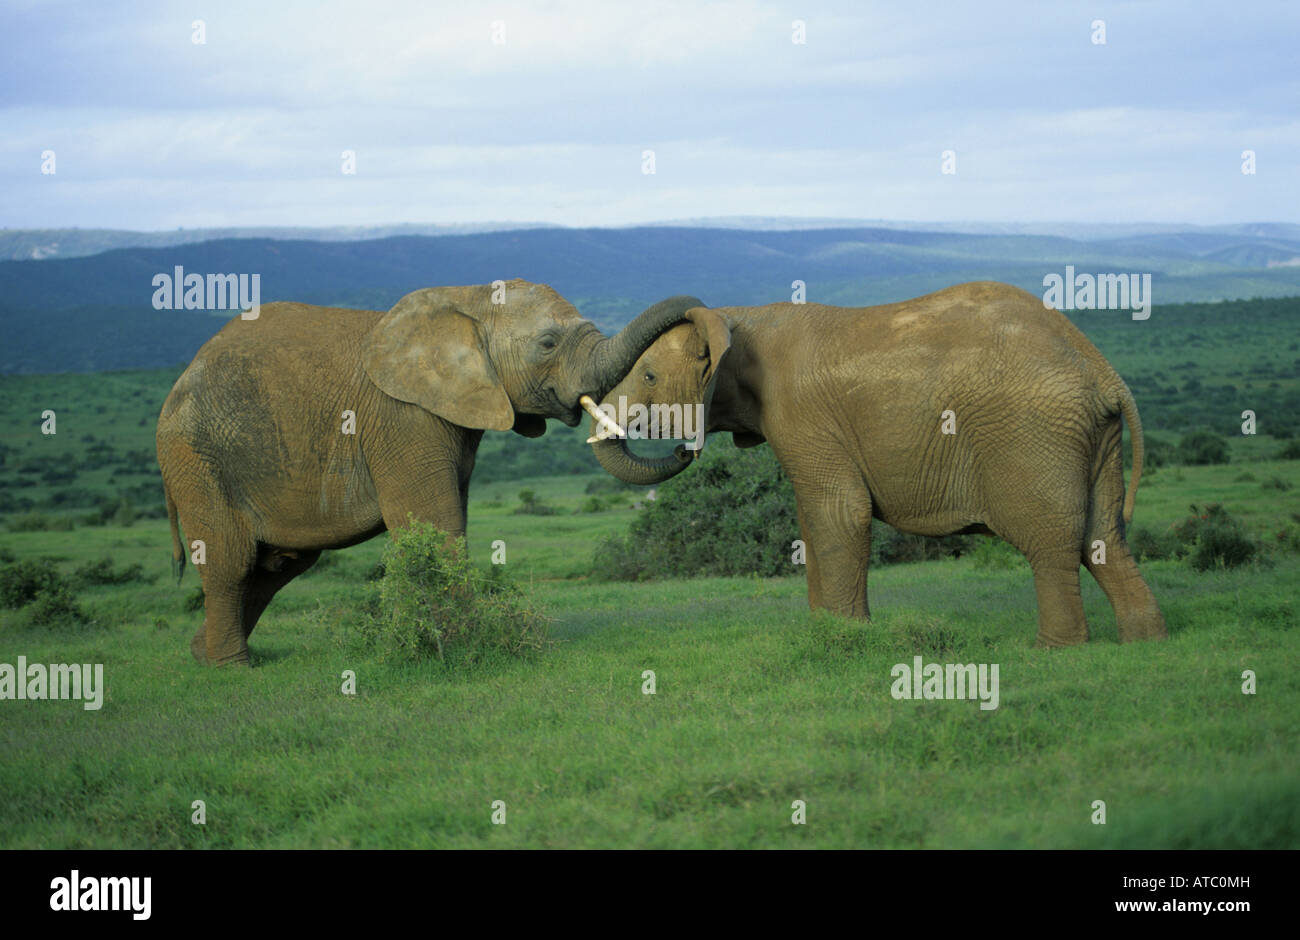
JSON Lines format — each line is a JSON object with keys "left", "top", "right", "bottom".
{"left": 1, "top": 457, "right": 1297, "bottom": 849}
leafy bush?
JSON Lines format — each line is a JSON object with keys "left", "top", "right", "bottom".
{"left": 1177, "top": 432, "right": 1229, "bottom": 466}
{"left": 594, "top": 442, "right": 798, "bottom": 580}
{"left": 352, "top": 520, "right": 550, "bottom": 664}
{"left": 1128, "top": 504, "right": 1260, "bottom": 571}
{"left": 513, "top": 489, "right": 558, "bottom": 516}
{"left": 24, "top": 582, "right": 89, "bottom": 628}
{"left": 1262, "top": 476, "right": 1293, "bottom": 492}
{"left": 0, "top": 558, "right": 89, "bottom": 627}
{"left": 72, "top": 557, "right": 154, "bottom": 586}
{"left": 1181, "top": 505, "right": 1258, "bottom": 571}
{"left": 1276, "top": 439, "right": 1300, "bottom": 460}
{"left": 1, "top": 559, "right": 65, "bottom": 608}
{"left": 580, "top": 496, "right": 608, "bottom": 513}
{"left": 7, "top": 512, "right": 74, "bottom": 532}
{"left": 970, "top": 538, "right": 1025, "bottom": 570}
{"left": 1128, "top": 525, "right": 1183, "bottom": 562}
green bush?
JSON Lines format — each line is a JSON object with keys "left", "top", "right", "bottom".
{"left": 1180, "top": 505, "right": 1258, "bottom": 571}
{"left": 72, "top": 557, "right": 154, "bottom": 587}
{"left": 24, "top": 582, "right": 89, "bottom": 628}
{"left": 1262, "top": 477, "right": 1293, "bottom": 492}
{"left": 1177, "top": 432, "right": 1230, "bottom": 466}
{"left": 1276, "top": 440, "right": 1300, "bottom": 460}
{"left": 970, "top": 538, "right": 1025, "bottom": 570}
{"left": 579, "top": 496, "right": 608, "bottom": 513}
{"left": 1129, "top": 525, "right": 1183, "bottom": 562}
{"left": 594, "top": 442, "right": 798, "bottom": 580}
{"left": 1, "top": 559, "right": 65, "bottom": 608}
{"left": 352, "top": 520, "right": 550, "bottom": 664}
{"left": 7, "top": 512, "right": 73, "bottom": 532}
{"left": 513, "top": 489, "right": 558, "bottom": 516}
{"left": 0, "top": 559, "right": 89, "bottom": 628}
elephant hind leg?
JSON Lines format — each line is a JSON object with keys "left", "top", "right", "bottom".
{"left": 1026, "top": 550, "right": 1088, "bottom": 647}
{"left": 1083, "top": 447, "right": 1167, "bottom": 642}
{"left": 242, "top": 548, "right": 322, "bottom": 641}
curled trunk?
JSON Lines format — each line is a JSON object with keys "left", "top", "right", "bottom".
{"left": 591, "top": 435, "right": 695, "bottom": 486}
{"left": 580, "top": 296, "right": 703, "bottom": 398}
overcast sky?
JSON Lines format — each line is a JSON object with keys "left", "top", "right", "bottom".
{"left": 2, "top": 0, "right": 1297, "bottom": 230}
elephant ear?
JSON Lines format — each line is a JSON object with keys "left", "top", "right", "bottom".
{"left": 362, "top": 290, "right": 515, "bottom": 431}
{"left": 683, "top": 307, "right": 732, "bottom": 453}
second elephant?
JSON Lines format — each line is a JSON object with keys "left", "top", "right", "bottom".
{"left": 590, "top": 281, "right": 1167, "bottom": 647}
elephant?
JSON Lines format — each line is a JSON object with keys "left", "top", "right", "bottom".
{"left": 157, "top": 279, "right": 699, "bottom": 666}
{"left": 589, "top": 281, "right": 1168, "bottom": 647}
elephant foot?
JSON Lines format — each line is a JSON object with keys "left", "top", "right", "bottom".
{"left": 1117, "top": 615, "right": 1169, "bottom": 643}
{"left": 209, "top": 646, "right": 252, "bottom": 668}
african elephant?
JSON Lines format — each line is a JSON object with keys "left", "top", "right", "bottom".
{"left": 589, "top": 281, "right": 1167, "bottom": 647}
{"left": 157, "top": 279, "right": 698, "bottom": 666}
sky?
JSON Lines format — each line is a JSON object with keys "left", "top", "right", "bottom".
{"left": 2, "top": 0, "right": 1297, "bottom": 230}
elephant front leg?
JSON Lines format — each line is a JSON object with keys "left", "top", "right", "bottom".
{"left": 793, "top": 475, "right": 873, "bottom": 619}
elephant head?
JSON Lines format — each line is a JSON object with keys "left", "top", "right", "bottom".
{"left": 588, "top": 304, "right": 732, "bottom": 485}
{"left": 362, "top": 280, "right": 701, "bottom": 436}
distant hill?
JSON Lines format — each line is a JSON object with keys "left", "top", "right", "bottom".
{"left": 4, "top": 225, "right": 1300, "bottom": 374}
{"left": 0, "top": 222, "right": 561, "bottom": 262}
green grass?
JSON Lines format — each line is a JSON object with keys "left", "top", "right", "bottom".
{"left": 2, "top": 461, "right": 1298, "bottom": 849}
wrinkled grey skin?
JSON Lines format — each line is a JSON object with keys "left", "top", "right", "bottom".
{"left": 158, "top": 280, "right": 699, "bottom": 666}
{"left": 593, "top": 282, "right": 1167, "bottom": 648}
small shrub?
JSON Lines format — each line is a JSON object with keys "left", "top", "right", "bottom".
{"left": 970, "top": 538, "right": 1024, "bottom": 570}
{"left": 1276, "top": 439, "right": 1300, "bottom": 460}
{"left": 353, "top": 520, "right": 550, "bottom": 664}
{"left": 1233, "top": 472, "right": 1257, "bottom": 482}
{"left": 1128, "top": 525, "right": 1183, "bottom": 562}
{"left": 8, "top": 512, "right": 65, "bottom": 532}
{"left": 513, "top": 489, "right": 558, "bottom": 516}
{"left": 1176, "top": 504, "right": 1259, "bottom": 571}
{"left": 1177, "top": 432, "right": 1229, "bottom": 466}
{"left": 72, "top": 557, "right": 153, "bottom": 587}
{"left": 1262, "top": 476, "right": 1293, "bottom": 492}
{"left": 594, "top": 441, "right": 797, "bottom": 580}
{"left": 25, "top": 583, "right": 89, "bottom": 628}
{"left": 580, "top": 496, "right": 607, "bottom": 513}
{"left": 1, "top": 559, "right": 65, "bottom": 608}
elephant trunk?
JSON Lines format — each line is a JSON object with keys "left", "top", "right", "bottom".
{"left": 581, "top": 296, "right": 704, "bottom": 398}
{"left": 590, "top": 433, "right": 695, "bottom": 486}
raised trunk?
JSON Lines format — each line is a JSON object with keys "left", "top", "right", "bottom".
{"left": 590, "top": 434, "right": 694, "bottom": 486}
{"left": 580, "top": 296, "right": 704, "bottom": 398}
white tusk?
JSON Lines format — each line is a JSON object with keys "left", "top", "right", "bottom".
{"left": 580, "top": 394, "right": 626, "bottom": 441}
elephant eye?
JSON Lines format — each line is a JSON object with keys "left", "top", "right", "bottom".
{"left": 539, "top": 337, "right": 557, "bottom": 352}
{"left": 644, "top": 370, "right": 657, "bottom": 385}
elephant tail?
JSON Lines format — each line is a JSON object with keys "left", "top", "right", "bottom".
{"left": 165, "top": 484, "right": 185, "bottom": 584}
{"left": 1116, "top": 381, "right": 1144, "bottom": 526}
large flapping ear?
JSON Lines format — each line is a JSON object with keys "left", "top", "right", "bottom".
{"left": 685, "top": 306, "right": 731, "bottom": 400}
{"left": 682, "top": 306, "right": 732, "bottom": 455}
{"left": 362, "top": 288, "right": 515, "bottom": 431}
